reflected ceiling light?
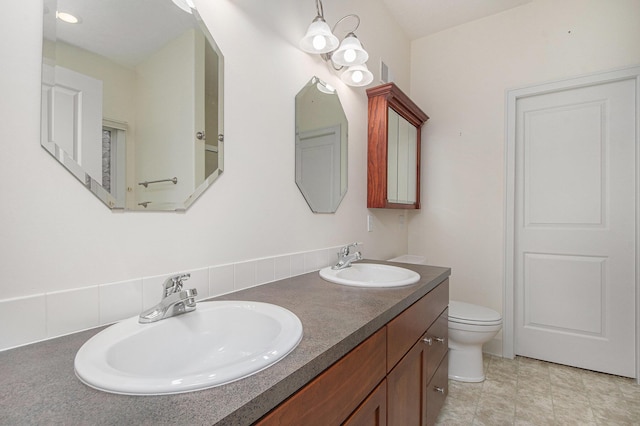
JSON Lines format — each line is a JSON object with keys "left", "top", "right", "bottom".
{"left": 171, "top": 0, "right": 196, "bottom": 14}
{"left": 56, "top": 11, "right": 80, "bottom": 24}
{"left": 300, "top": 0, "right": 373, "bottom": 88}
{"left": 313, "top": 77, "right": 336, "bottom": 94}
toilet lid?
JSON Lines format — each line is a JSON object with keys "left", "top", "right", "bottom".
{"left": 449, "top": 300, "right": 502, "bottom": 325}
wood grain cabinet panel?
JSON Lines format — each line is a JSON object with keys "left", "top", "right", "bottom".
{"left": 387, "top": 280, "right": 449, "bottom": 372}
{"left": 387, "top": 336, "right": 427, "bottom": 426}
{"left": 424, "top": 309, "right": 448, "bottom": 381}
{"left": 367, "top": 83, "right": 429, "bottom": 209}
{"left": 255, "top": 279, "right": 449, "bottom": 426}
{"left": 387, "top": 287, "right": 449, "bottom": 426}
{"left": 256, "top": 328, "right": 386, "bottom": 426}
{"left": 343, "top": 379, "right": 387, "bottom": 426}
{"left": 426, "top": 354, "right": 449, "bottom": 426}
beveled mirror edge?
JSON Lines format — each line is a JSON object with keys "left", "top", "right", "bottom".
{"left": 180, "top": 8, "right": 225, "bottom": 212}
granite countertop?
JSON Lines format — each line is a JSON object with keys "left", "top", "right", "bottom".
{"left": 0, "top": 261, "right": 450, "bottom": 425}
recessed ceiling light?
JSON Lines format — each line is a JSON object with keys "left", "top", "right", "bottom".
{"left": 56, "top": 11, "right": 80, "bottom": 24}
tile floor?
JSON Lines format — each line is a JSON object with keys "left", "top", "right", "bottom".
{"left": 435, "top": 355, "right": 640, "bottom": 425}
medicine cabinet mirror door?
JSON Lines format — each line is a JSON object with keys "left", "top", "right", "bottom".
{"left": 387, "top": 109, "right": 418, "bottom": 205}
{"left": 367, "top": 83, "right": 428, "bottom": 210}
{"left": 295, "top": 77, "right": 348, "bottom": 213}
{"left": 41, "top": 0, "right": 224, "bottom": 211}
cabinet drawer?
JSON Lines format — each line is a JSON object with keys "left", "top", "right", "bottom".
{"left": 387, "top": 279, "right": 449, "bottom": 372}
{"left": 426, "top": 353, "right": 448, "bottom": 426}
{"left": 257, "top": 327, "right": 387, "bottom": 426}
{"left": 424, "top": 308, "right": 448, "bottom": 382}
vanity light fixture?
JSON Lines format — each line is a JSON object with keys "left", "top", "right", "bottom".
{"left": 171, "top": 0, "right": 196, "bottom": 14}
{"left": 300, "top": 0, "right": 374, "bottom": 87}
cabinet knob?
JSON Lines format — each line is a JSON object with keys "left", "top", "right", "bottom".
{"left": 423, "top": 336, "right": 445, "bottom": 346}
{"left": 433, "top": 386, "right": 445, "bottom": 394}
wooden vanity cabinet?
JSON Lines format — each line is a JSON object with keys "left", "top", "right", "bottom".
{"left": 255, "top": 279, "right": 449, "bottom": 426}
{"left": 367, "top": 83, "right": 429, "bottom": 210}
{"left": 387, "top": 281, "right": 449, "bottom": 426}
{"left": 256, "top": 328, "right": 387, "bottom": 425}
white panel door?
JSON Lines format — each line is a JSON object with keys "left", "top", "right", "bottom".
{"left": 514, "top": 78, "right": 636, "bottom": 377}
{"left": 41, "top": 64, "right": 103, "bottom": 183}
{"left": 296, "top": 125, "right": 341, "bottom": 213}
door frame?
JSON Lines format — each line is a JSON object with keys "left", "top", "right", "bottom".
{"left": 503, "top": 65, "right": 640, "bottom": 381}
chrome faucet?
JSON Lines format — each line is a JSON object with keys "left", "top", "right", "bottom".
{"left": 139, "top": 273, "right": 198, "bottom": 324}
{"left": 332, "top": 243, "right": 362, "bottom": 270}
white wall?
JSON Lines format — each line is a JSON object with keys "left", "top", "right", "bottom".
{"left": 135, "top": 29, "right": 197, "bottom": 207}
{"left": 0, "top": 0, "right": 411, "bottom": 349}
{"left": 55, "top": 41, "right": 136, "bottom": 128}
{"left": 409, "top": 0, "right": 640, "bottom": 319}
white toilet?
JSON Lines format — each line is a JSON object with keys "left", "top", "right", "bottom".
{"left": 448, "top": 300, "right": 502, "bottom": 382}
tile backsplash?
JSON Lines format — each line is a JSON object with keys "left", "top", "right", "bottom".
{"left": 0, "top": 245, "right": 345, "bottom": 352}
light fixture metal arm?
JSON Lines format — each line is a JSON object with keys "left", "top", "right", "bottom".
{"left": 331, "top": 14, "right": 360, "bottom": 34}
{"left": 315, "top": 0, "right": 324, "bottom": 19}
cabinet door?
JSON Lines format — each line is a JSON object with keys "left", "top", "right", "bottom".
{"left": 387, "top": 339, "right": 427, "bottom": 426}
{"left": 257, "top": 328, "right": 386, "bottom": 426}
{"left": 387, "top": 108, "right": 418, "bottom": 205}
{"left": 343, "top": 379, "right": 387, "bottom": 426}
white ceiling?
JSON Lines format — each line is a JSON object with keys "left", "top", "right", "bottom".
{"left": 50, "top": 0, "right": 534, "bottom": 67}
{"left": 51, "top": 0, "right": 196, "bottom": 67}
{"left": 380, "top": 0, "right": 533, "bottom": 40}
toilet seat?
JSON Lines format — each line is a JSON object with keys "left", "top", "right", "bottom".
{"left": 448, "top": 300, "right": 502, "bottom": 326}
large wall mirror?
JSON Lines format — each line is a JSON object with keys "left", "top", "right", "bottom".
{"left": 41, "top": 0, "right": 224, "bottom": 211}
{"left": 295, "top": 77, "right": 348, "bottom": 213}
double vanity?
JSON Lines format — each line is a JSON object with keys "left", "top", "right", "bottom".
{"left": 0, "top": 261, "right": 450, "bottom": 425}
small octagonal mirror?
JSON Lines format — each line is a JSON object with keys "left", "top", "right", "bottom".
{"left": 295, "top": 77, "right": 348, "bottom": 213}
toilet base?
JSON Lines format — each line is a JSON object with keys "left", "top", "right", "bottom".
{"left": 448, "top": 344, "right": 486, "bottom": 382}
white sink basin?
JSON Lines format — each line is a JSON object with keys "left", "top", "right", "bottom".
{"left": 319, "top": 263, "right": 420, "bottom": 288}
{"left": 74, "top": 301, "right": 303, "bottom": 395}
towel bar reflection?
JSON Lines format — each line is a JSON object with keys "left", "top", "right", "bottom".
{"left": 138, "top": 177, "right": 178, "bottom": 188}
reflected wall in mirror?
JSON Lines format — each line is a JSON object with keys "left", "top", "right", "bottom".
{"left": 41, "top": 0, "right": 224, "bottom": 211}
{"left": 295, "top": 77, "right": 348, "bottom": 213}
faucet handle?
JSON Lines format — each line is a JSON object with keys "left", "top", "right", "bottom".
{"left": 163, "top": 273, "right": 191, "bottom": 297}
{"left": 339, "top": 242, "right": 360, "bottom": 256}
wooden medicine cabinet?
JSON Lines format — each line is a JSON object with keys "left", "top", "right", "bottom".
{"left": 367, "top": 83, "right": 429, "bottom": 209}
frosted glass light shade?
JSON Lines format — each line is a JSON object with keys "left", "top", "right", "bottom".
{"left": 341, "top": 64, "right": 374, "bottom": 87}
{"left": 300, "top": 19, "right": 339, "bottom": 54}
{"left": 331, "top": 34, "right": 368, "bottom": 67}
